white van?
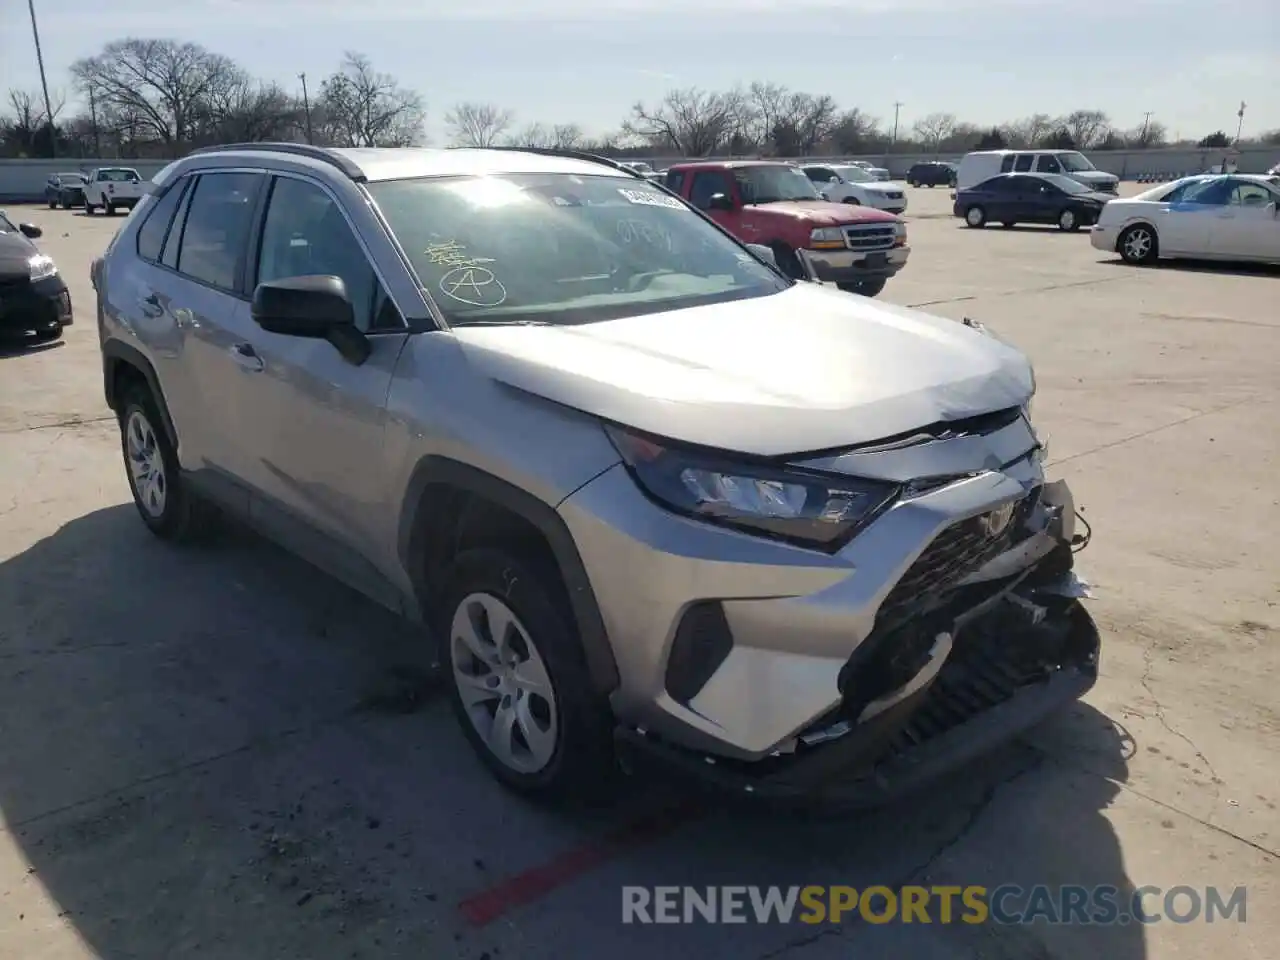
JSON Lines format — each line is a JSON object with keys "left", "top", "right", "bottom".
{"left": 956, "top": 150, "right": 1119, "bottom": 194}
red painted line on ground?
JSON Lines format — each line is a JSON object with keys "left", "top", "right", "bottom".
{"left": 458, "top": 799, "right": 704, "bottom": 927}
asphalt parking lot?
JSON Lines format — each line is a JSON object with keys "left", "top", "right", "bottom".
{"left": 1, "top": 184, "right": 1277, "bottom": 960}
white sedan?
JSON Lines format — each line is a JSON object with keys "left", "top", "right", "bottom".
{"left": 801, "top": 164, "right": 908, "bottom": 214}
{"left": 1091, "top": 174, "right": 1280, "bottom": 266}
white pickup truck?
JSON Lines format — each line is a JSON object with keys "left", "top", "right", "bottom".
{"left": 83, "top": 167, "right": 144, "bottom": 216}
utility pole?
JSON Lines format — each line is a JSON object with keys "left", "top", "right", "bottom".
{"left": 1234, "top": 101, "right": 1246, "bottom": 145}
{"left": 89, "top": 85, "right": 101, "bottom": 158}
{"left": 27, "top": 0, "right": 57, "bottom": 159}
{"left": 1140, "top": 111, "right": 1152, "bottom": 143}
{"left": 891, "top": 102, "right": 903, "bottom": 150}
{"left": 299, "top": 73, "right": 314, "bottom": 145}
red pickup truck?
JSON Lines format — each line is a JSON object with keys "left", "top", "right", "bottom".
{"left": 663, "top": 160, "right": 909, "bottom": 297}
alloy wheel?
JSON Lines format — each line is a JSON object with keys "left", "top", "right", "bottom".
{"left": 126, "top": 410, "right": 167, "bottom": 518}
{"left": 450, "top": 592, "right": 559, "bottom": 774}
{"left": 1122, "top": 227, "right": 1153, "bottom": 263}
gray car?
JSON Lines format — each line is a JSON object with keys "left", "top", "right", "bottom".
{"left": 94, "top": 143, "right": 1098, "bottom": 806}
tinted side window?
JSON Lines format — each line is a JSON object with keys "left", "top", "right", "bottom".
{"left": 1231, "top": 181, "right": 1273, "bottom": 206}
{"left": 1036, "top": 155, "right": 1062, "bottom": 173}
{"left": 1161, "top": 180, "right": 1201, "bottom": 203}
{"left": 665, "top": 170, "right": 686, "bottom": 194}
{"left": 1000, "top": 155, "right": 1016, "bottom": 173}
{"left": 136, "top": 179, "right": 189, "bottom": 262}
{"left": 176, "top": 172, "right": 263, "bottom": 292}
{"left": 1182, "top": 180, "right": 1233, "bottom": 206}
{"left": 689, "top": 171, "right": 732, "bottom": 209}
{"left": 1014, "top": 155, "right": 1035, "bottom": 172}
{"left": 255, "top": 176, "right": 393, "bottom": 331}
{"left": 162, "top": 179, "right": 195, "bottom": 269}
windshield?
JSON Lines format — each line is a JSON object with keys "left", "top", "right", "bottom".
{"left": 0, "top": 213, "right": 16, "bottom": 233}
{"left": 1058, "top": 152, "right": 1095, "bottom": 173}
{"left": 1041, "top": 174, "right": 1090, "bottom": 194}
{"left": 623, "top": 161, "right": 653, "bottom": 174}
{"left": 833, "top": 165, "right": 874, "bottom": 183}
{"left": 369, "top": 173, "right": 788, "bottom": 326}
{"left": 99, "top": 169, "right": 139, "bottom": 182}
{"left": 733, "top": 165, "right": 821, "bottom": 203}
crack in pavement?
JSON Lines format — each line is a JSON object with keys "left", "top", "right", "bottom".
{"left": 755, "top": 753, "right": 1045, "bottom": 960}
{"left": 1138, "top": 641, "right": 1225, "bottom": 823}
{"left": 907, "top": 274, "right": 1132, "bottom": 310}
{"left": 1046, "top": 394, "right": 1259, "bottom": 469}
{"left": 0, "top": 415, "right": 115, "bottom": 435}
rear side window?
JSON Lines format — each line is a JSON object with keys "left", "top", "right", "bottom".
{"left": 665, "top": 170, "right": 686, "bottom": 194}
{"left": 175, "top": 172, "right": 263, "bottom": 292}
{"left": 135, "top": 180, "right": 190, "bottom": 262}
{"left": 1013, "top": 155, "right": 1035, "bottom": 172}
{"left": 1000, "top": 155, "right": 1015, "bottom": 172}
{"left": 689, "top": 171, "right": 732, "bottom": 209}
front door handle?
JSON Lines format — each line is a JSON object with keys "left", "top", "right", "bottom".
{"left": 229, "top": 342, "right": 264, "bottom": 372}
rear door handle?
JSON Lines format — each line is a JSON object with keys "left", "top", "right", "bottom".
{"left": 229, "top": 342, "right": 264, "bottom": 372}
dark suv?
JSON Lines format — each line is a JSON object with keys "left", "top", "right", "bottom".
{"left": 45, "top": 172, "right": 87, "bottom": 209}
{"left": 906, "top": 161, "right": 957, "bottom": 188}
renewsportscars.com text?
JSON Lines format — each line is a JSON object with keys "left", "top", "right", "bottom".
{"left": 621, "top": 885, "right": 1247, "bottom": 926}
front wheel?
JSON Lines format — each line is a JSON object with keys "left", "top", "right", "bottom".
{"left": 47, "top": 197, "right": 57, "bottom": 209}
{"left": 965, "top": 206, "right": 987, "bottom": 228}
{"left": 1117, "top": 224, "right": 1158, "bottom": 265}
{"left": 837, "top": 278, "right": 887, "bottom": 297}
{"left": 441, "top": 549, "right": 614, "bottom": 800}
{"left": 1058, "top": 208, "right": 1080, "bottom": 232}
{"left": 843, "top": 196, "right": 861, "bottom": 205}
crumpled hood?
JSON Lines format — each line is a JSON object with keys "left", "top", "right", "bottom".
{"left": 750, "top": 200, "right": 898, "bottom": 225}
{"left": 452, "top": 284, "right": 1035, "bottom": 457}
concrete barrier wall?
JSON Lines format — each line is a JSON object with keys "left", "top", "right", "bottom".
{"left": 1, "top": 146, "right": 1274, "bottom": 201}
{"left": 1, "top": 158, "right": 171, "bottom": 203}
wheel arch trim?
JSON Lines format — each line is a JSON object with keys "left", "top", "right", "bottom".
{"left": 396, "top": 456, "right": 620, "bottom": 695}
{"left": 101, "top": 339, "right": 179, "bottom": 449}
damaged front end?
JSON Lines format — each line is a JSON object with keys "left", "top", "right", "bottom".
{"left": 616, "top": 477, "right": 1099, "bottom": 809}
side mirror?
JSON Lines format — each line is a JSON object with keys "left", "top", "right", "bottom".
{"left": 19, "top": 223, "right": 42, "bottom": 239}
{"left": 707, "top": 192, "right": 736, "bottom": 212}
{"left": 251, "top": 275, "right": 370, "bottom": 364}
{"left": 745, "top": 243, "right": 776, "bottom": 267}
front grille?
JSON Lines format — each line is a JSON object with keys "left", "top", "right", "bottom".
{"left": 874, "top": 489, "right": 1040, "bottom": 632}
{"left": 843, "top": 224, "right": 895, "bottom": 251}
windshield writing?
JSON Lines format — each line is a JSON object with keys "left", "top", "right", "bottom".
{"left": 369, "top": 173, "right": 787, "bottom": 326}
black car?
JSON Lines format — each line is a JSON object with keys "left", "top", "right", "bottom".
{"left": 44, "top": 172, "right": 88, "bottom": 209}
{"left": 907, "top": 161, "right": 956, "bottom": 188}
{"left": 0, "top": 211, "right": 72, "bottom": 343}
{"left": 953, "top": 173, "right": 1112, "bottom": 231}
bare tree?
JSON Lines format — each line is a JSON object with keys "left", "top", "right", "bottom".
{"left": 770, "top": 92, "right": 839, "bottom": 156}
{"left": 317, "top": 52, "right": 424, "bottom": 147}
{"left": 744, "top": 82, "right": 788, "bottom": 152}
{"left": 71, "top": 39, "right": 241, "bottom": 152}
{"left": 624, "top": 87, "right": 743, "bottom": 156}
{"left": 1124, "top": 119, "right": 1167, "bottom": 149}
{"left": 1063, "top": 109, "right": 1111, "bottom": 149}
{"left": 1001, "top": 113, "right": 1056, "bottom": 148}
{"left": 828, "top": 108, "right": 882, "bottom": 154}
{"left": 445, "top": 101, "right": 514, "bottom": 148}
{"left": 912, "top": 112, "right": 958, "bottom": 153}
{"left": 0, "top": 88, "right": 67, "bottom": 156}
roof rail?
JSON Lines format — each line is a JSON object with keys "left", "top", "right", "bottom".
{"left": 186, "top": 142, "right": 365, "bottom": 181}
{"left": 455, "top": 145, "right": 646, "bottom": 179}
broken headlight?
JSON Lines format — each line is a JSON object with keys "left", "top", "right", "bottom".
{"left": 606, "top": 425, "right": 899, "bottom": 551}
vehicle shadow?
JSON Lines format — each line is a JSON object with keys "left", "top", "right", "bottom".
{"left": 0, "top": 337, "right": 65, "bottom": 358}
{"left": 0, "top": 505, "right": 1143, "bottom": 959}
{"left": 1096, "top": 258, "right": 1280, "bottom": 279}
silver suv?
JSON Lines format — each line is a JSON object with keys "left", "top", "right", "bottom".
{"left": 94, "top": 144, "right": 1098, "bottom": 806}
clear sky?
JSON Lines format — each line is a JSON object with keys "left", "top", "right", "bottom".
{"left": 3, "top": 0, "right": 1277, "bottom": 144}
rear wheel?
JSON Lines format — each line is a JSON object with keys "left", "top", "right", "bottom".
{"left": 965, "top": 206, "right": 987, "bottom": 228}
{"left": 47, "top": 197, "right": 57, "bottom": 209}
{"left": 104, "top": 200, "right": 116, "bottom": 216}
{"left": 1117, "top": 224, "right": 1158, "bottom": 265}
{"left": 769, "top": 242, "right": 807, "bottom": 281}
{"left": 118, "top": 384, "right": 219, "bottom": 541}
{"left": 1058, "top": 208, "right": 1080, "bottom": 232}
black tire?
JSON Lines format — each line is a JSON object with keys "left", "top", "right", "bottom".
{"left": 837, "top": 278, "right": 887, "bottom": 297}
{"left": 60, "top": 196, "right": 70, "bottom": 210}
{"left": 1057, "top": 208, "right": 1081, "bottom": 232}
{"left": 769, "top": 242, "right": 807, "bottom": 281}
{"left": 104, "top": 201, "right": 116, "bottom": 216}
{"left": 908, "top": 179, "right": 919, "bottom": 187}
{"left": 1117, "top": 224, "right": 1158, "bottom": 265}
{"left": 843, "top": 196, "right": 861, "bottom": 205}
{"left": 84, "top": 202, "right": 96, "bottom": 215}
{"left": 118, "top": 384, "right": 219, "bottom": 542}
{"left": 48, "top": 197, "right": 57, "bottom": 209}
{"left": 1001, "top": 221, "right": 1016, "bottom": 229}
{"left": 32, "top": 323, "right": 63, "bottom": 343}
{"left": 439, "top": 548, "right": 614, "bottom": 801}
{"left": 964, "top": 205, "right": 987, "bottom": 228}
